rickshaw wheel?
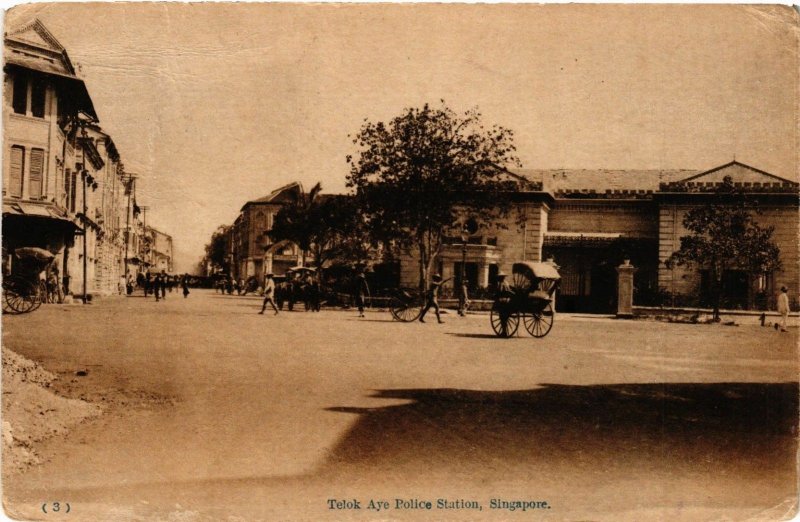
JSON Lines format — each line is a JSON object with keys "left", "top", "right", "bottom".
{"left": 3, "top": 276, "right": 42, "bottom": 314}
{"left": 490, "top": 304, "right": 519, "bottom": 338}
{"left": 523, "top": 302, "right": 554, "bottom": 338}
{"left": 390, "top": 294, "right": 422, "bottom": 322}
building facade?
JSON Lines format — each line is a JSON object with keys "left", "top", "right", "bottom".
{"left": 399, "top": 161, "right": 799, "bottom": 313}
{"left": 227, "top": 182, "right": 304, "bottom": 281}
{"left": 3, "top": 20, "right": 167, "bottom": 298}
{"left": 143, "top": 225, "right": 174, "bottom": 273}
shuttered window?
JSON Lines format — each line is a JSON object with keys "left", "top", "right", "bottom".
{"left": 69, "top": 171, "right": 77, "bottom": 212}
{"left": 64, "top": 168, "right": 71, "bottom": 208}
{"left": 29, "top": 148, "right": 45, "bottom": 199}
{"left": 8, "top": 146, "right": 24, "bottom": 197}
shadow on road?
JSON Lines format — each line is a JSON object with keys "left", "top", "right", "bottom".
{"left": 322, "top": 382, "right": 798, "bottom": 503}
{"left": 448, "top": 333, "right": 508, "bottom": 339}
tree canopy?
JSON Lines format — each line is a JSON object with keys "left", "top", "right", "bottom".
{"left": 666, "top": 176, "right": 781, "bottom": 319}
{"left": 346, "top": 102, "right": 521, "bottom": 288}
{"left": 200, "top": 224, "right": 230, "bottom": 275}
{"left": 269, "top": 183, "right": 371, "bottom": 270}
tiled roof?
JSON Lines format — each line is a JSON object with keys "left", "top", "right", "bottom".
{"left": 244, "top": 182, "right": 304, "bottom": 208}
{"left": 513, "top": 169, "right": 695, "bottom": 194}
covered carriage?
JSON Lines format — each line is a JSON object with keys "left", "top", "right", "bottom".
{"left": 490, "top": 261, "right": 560, "bottom": 338}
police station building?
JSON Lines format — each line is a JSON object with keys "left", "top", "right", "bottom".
{"left": 398, "top": 161, "right": 799, "bottom": 314}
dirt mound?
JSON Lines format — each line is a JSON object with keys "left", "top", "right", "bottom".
{"left": 2, "top": 348, "right": 103, "bottom": 475}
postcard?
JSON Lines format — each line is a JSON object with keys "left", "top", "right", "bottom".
{"left": 2, "top": 3, "right": 798, "bottom": 520}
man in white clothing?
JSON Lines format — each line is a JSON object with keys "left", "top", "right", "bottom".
{"left": 777, "top": 286, "right": 790, "bottom": 332}
{"left": 259, "top": 273, "right": 279, "bottom": 315}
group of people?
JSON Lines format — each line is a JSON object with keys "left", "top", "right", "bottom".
{"left": 130, "top": 270, "right": 191, "bottom": 300}
{"left": 215, "top": 275, "right": 259, "bottom": 296}
{"left": 259, "top": 271, "right": 323, "bottom": 315}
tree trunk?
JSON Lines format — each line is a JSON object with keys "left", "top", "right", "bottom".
{"left": 417, "top": 240, "right": 428, "bottom": 292}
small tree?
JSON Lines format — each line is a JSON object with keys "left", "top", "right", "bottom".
{"left": 666, "top": 176, "right": 781, "bottom": 320}
{"left": 269, "top": 184, "right": 369, "bottom": 270}
{"left": 201, "top": 224, "right": 230, "bottom": 274}
{"left": 346, "top": 102, "right": 521, "bottom": 289}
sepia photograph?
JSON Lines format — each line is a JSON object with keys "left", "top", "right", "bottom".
{"left": 1, "top": 3, "right": 798, "bottom": 520}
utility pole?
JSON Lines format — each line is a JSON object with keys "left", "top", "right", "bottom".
{"left": 122, "top": 174, "right": 136, "bottom": 282}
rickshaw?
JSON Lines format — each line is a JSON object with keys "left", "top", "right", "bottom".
{"left": 490, "top": 262, "right": 560, "bottom": 338}
{"left": 389, "top": 288, "right": 425, "bottom": 322}
{"left": 3, "top": 247, "right": 55, "bottom": 314}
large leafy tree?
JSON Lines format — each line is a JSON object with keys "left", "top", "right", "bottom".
{"left": 666, "top": 176, "right": 781, "bottom": 320}
{"left": 269, "top": 183, "right": 370, "bottom": 270}
{"left": 346, "top": 102, "right": 521, "bottom": 289}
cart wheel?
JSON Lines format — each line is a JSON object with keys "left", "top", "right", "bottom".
{"left": 390, "top": 295, "right": 422, "bottom": 322}
{"left": 3, "top": 276, "right": 42, "bottom": 314}
{"left": 490, "top": 304, "right": 519, "bottom": 338}
{"left": 523, "top": 302, "right": 554, "bottom": 338}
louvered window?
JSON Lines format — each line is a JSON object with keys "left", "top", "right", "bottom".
{"left": 63, "top": 168, "right": 72, "bottom": 208}
{"left": 70, "top": 171, "right": 77, "bottom": 212}
{"left": 29, "top": 148, "right": 45, "bottom": 199}
{"left": 9, "top": 146, "right": 24, "bottom": 197}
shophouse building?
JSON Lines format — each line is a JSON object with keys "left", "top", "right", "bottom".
{"left": 3, "top": 19, "right": 154, "bottom": 298}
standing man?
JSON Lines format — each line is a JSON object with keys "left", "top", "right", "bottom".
{"left": 259, "top": 273, "right": 279, "bottom": 315}
{"left": 777, "top": 286, "right": 790, "bottom": 332}
{"left": 496, "top": 272, "right": 513, "bottom": 336}
{"left": 152, "top": 272, "right": 160, "bottom": 301}
{"left": 181, "top": 274, "right": 190, "bottom": 298}
{"left": 354, "top": 272, "right": 369, "bottom": 318}
{"left": 160, "top": 270, "right": 168, "bottom": 299}
{"left": 458, "top": 278, "right": 470, "bottom": 317}
{"left": 419, "top": 274, "right": 449, "bottom": 324}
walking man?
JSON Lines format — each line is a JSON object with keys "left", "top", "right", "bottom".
{"left": 419, "top": 274, "right": 449, "bottom": 324}
{"left": 259, "top": 273, "right": 279, "bottom": 315}
{"left": 354, "top": 273, "right": 369, "bottom": 318}
{"left": 777, "top": 285, "right": 790, "bottom": 332}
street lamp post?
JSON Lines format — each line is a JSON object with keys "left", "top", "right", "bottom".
{"left": 459, "top": 218, "right": 479, "bottom": 314}
{"left": 82, "top": 168, "right": 88, "bottom": 304}
{"left": 460, "top": 229, "right": 468, "bottom": 289}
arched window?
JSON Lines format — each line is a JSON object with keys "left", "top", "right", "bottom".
{"left": 255, "top": 211, "right": 266, "bottom": 231}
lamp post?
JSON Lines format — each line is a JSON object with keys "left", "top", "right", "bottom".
{"left": 459, "top": 218, "right": 479, "bottom": 312}
{"left": 460, "top": 228, "right": 468, "bottom": 289}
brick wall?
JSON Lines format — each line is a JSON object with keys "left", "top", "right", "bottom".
{"left": 657, "top": 203, "right": 799, "bottom": 302}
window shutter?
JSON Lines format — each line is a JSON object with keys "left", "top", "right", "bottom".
{"left": 9, "top": 146, "right": 24, "bottom": 197}
{"left": 64, "top": 168, "right": 72, "bottom": 207}
{"left": 29, "top": 148, "right": 44, "bottom": 199}
{"left": 70, "top": 172, "right": 77, "bottom": 212}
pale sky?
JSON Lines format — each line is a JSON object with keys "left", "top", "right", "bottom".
{"left": 6, "top": 4, "right": 798, "bottom": 273}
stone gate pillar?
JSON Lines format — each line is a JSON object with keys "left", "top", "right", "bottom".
{"left": 264, "top": 253, "right": 273, "bottom": 277}
{"left": 545, "top": 256, "right": 560, "bottom": 312}
{"left": 616, "top": 260, "right": 637, "bottom": 318}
